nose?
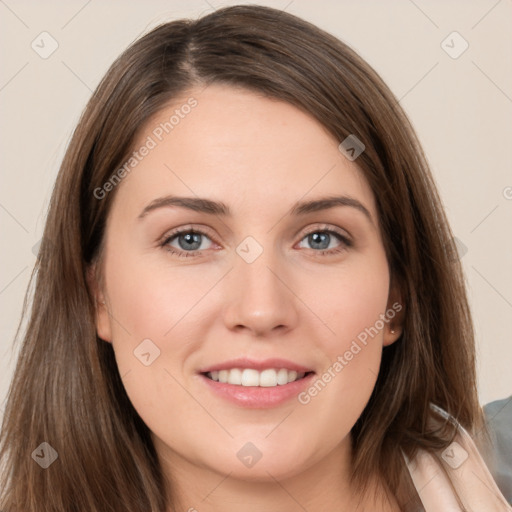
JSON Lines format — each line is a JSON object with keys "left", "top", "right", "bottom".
{"left": 222, "top": 247, "right": 299, "bottom": 337}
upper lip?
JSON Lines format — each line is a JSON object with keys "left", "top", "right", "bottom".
{"left": 198, "top": 357, "right": 315, "bottom": 374}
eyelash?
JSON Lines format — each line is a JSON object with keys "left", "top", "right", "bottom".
{"left": 160, "top": 225, "right": 352, "bottom": 259}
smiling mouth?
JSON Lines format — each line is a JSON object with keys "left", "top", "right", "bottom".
{"left": 202, "top": 368, "right": 315, "bottom": 387}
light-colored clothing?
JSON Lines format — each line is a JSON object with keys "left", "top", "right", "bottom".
{"left": 404, "top": 404, "right": 512, "bottom": 511}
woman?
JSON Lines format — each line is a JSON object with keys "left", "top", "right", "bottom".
{"left": 1, "top": 5, "right": 509, "bottom": 511}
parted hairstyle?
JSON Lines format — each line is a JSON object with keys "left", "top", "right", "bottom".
{"left": 0, "top": 4, "right": 486, "bottom": 511}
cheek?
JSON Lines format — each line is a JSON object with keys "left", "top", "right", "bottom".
{"left": 102, "top": 246, "right": 224, "bottom": 416}
{"left": 297, "top": 253, "right": 390, "bottom": 421}
{"left": 105, "top": 247, "right": 217, "bottom": 344}
{"left": 314, "top": 253, "right": 391, "bottom": 355}
{"left": 102, "top": 251, "right": 203, "bottom": 435}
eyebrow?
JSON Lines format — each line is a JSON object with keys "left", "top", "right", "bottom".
{"left": 138, "top": 194, "right": 373, "bottom": 224}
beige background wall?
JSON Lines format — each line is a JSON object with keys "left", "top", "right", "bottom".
{"left": 1, "top": 0, "right": 511, "bottom": 420}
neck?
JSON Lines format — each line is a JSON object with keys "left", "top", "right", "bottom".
{"left": 156, "top": 437, "right": 401, "bottom": 512}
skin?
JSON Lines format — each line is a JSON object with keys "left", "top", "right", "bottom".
{"left": 91, "top": 84, "right": 404, "bottom": 511}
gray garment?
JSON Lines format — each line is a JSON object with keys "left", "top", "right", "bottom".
{"left": 483, "top": 396, "right": 512, "bottom": 505}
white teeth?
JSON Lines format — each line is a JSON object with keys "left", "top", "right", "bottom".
{"left": 277, "top": 368, "right": 289, "bottom": 385}
{"left": 260, "top": 369, "right": 278, "bottom": 387}
{"left": 206, "top": 368, "right": 307, "bottom": 387}
{"left": 287, "top": 370, "right": 298, "bottom": 383}
{"left": 241, "top": 369, "right": 259, "bottom": 386}
{"left": 227, "top": 368, "right": 242, "bottom": 385}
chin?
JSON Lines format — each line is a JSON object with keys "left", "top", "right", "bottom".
{"left": 198, "top": 440, "right": 320, "bottom": 483}
{"left": 214, "top": 457, "right": 307, "bottom": 483}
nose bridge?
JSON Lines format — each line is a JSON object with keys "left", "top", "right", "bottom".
{"left": 223, "top": 233, "right": 298, "bottom": 334}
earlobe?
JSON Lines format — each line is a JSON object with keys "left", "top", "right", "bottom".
{"left": 383, "top": 278, "right": 405, "bottom": 347}
{"left": 95, "top": 302, "right": 113, "bottom": 343}
{"left": 383, "top": 323, "right": 403, "bottom": 347}
{"left": 86, "top": 265, "right": 112, "bottom": 343}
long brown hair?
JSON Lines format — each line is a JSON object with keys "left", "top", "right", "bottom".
{"left": 0, "top": 5, "right": 485, "bottom": 511}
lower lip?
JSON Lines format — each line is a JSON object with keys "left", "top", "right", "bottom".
{"left": 199, "top": 372, "right": 316, "bottom": 408}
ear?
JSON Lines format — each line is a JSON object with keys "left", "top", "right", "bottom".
{"left": 382, "top": 276, "right": 405, "bottom": 347}
{"left": 86, "top": 264, "right": 112, "bottom": 343}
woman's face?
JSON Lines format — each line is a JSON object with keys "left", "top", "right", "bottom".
{"left": 93, "top": 84, "right": 402, "bottom": 484}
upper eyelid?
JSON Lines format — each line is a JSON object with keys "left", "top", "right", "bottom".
{"left": 301, "top": 224, "right": 350, "bottom": 239}
{"left": 161, "top": 224, "right": 217, "bottom": 243}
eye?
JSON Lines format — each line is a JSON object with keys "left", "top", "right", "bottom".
{"left": 161, "top": 227, "right": 215, "bottom": 258}
{"left": 296, "top": 226, "right": 352, "bottom": 256}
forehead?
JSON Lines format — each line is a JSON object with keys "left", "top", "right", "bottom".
{"left": 111, "top": 84, "right": 377, "bottom": 222}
